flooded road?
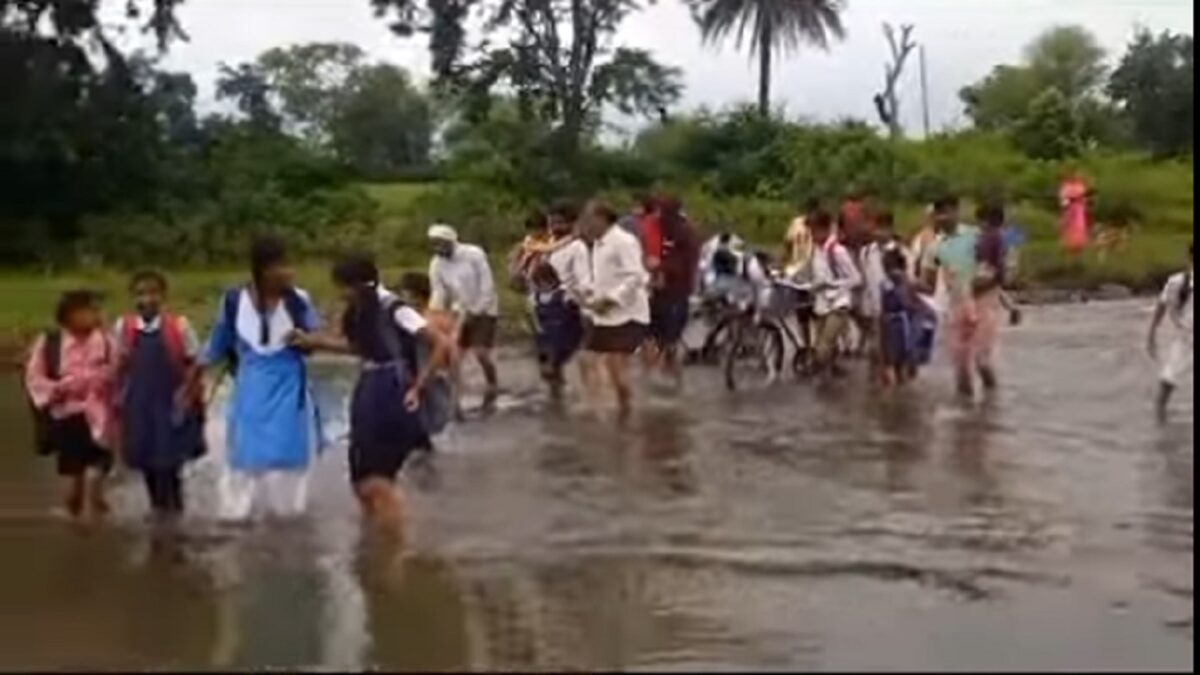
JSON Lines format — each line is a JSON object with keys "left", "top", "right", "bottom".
{"left": 0, "top": 300, "right": 1192, "bottom": 671}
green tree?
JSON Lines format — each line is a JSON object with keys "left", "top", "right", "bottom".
{"left": 256, "top": 42, "right": 367, "bottom": 145}
{"left": 1024, "top": 25, "right": 1107, "bottom": 102}
{"left": 960, "top": 25, "right": 1112, "bottom": 155}
{"left": 689, "top": 0, "right": 846, "bottom": 117}
{"left": 1, "top": 1, "right": 188, "bottom": 259}
{"left": 960, "top": 66, "right": 1043, "bottom": 131}
{"left": 329, "top": 63, "right": 434, "bottom": 178}
{"left": 370, "top": 0, "right": 683, "bottom": 157}
{"left": 1108, "top": 30, "right": 1194, "bottom": 157}
{"left": 1013, "top": 88, "right": 1082, "bottom": 160}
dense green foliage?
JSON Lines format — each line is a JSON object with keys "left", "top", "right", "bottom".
{"left": 960, "top": 26, "right": 1193, "bottom": 159}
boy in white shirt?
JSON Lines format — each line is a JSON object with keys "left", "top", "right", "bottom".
{"left": 1148, "top": 241, "right": 1194, "bottom": 420}
{"left": 810, "top": 209, "right": 862, "bottom": 381}
{"left": 579, "top": 200, "right": 650, "bottom": 418}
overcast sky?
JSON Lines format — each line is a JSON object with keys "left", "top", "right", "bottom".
{"left": 134, "top": 0, "right": 1193, "bottom": 137}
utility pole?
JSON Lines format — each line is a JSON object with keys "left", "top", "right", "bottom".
{"left": 919, "top": 44, "right": 931, "bottom": 138}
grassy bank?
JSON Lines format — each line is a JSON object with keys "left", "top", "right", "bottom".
{"left": 0, "top": 260, "right": 531, "bottom": 363}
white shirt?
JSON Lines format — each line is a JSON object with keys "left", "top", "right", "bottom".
{"left": 235, "top": 288, "right": 315, "bottom": 356}
{"left": 547, "top": 238, "right": 591, "bottom": 303}
{"left": 588, "top": 226, "right": 651, "bottom": 327}
{"left": 429, "top": 243, "right": 499, "bottom": 317}
{"left": 858, "top": 242, "right": 888, "bottom": 318}
{"left": 1160, "top": 270, "right": 1194, "bottom": 335}
{"left": 811, "top": 241, "right": 862, "bottom": 316}
{"left": 377, "top": 286, "right": 428, "bottom": 335}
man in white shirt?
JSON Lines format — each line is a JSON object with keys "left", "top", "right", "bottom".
{"left": 428, "top": 224, "right": 501, "bottom": 409}
{"left": 579, "top": 200, "right": 650, "bottom": 418}
{"left": 1148, "top": 241, "right": 1194, "bottom": 420}
{"left": 809, "top": 209, "right": 862, "bottom": 380}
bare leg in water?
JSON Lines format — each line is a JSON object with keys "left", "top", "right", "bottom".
{"left": 78, "top": 468, "right": 108, "bottom": 522}
{"left": 61, "top": 475, "right": 84, "bottom": 520}
{"left": 355, "top": 478, "right": 406, "bottom": 541}
{"left": 473, "top": 347, "right": 500, "bottom": 410}
{"left": 604, "top": 353, "right": 634, "bottom": 423}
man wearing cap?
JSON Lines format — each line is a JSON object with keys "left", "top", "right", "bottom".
{"left": 428, "top": 224, "right": 501, "bottom": 410}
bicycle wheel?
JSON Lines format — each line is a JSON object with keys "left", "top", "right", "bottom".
{"left": 699, "top": 315, "right": 737, "bottom": 366}
{"left": 723, "top": 319, "right": 785, "bottom": 391}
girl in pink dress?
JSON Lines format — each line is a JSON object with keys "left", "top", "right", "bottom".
{"left": 1059, "top": 173, "right": 1090, "bottom": 255}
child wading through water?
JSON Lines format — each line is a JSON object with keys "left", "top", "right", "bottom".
{"left": 1147, "top": 241, "right": 1194, "bottom": 420}
{"left": 397, "top": 271, "right": 457, "bottom": 443}
{"left": 580, "top": 199, "right": 650, "bottom": 419}
{"left": 290, "top": 255, "right": 451, "bottom": 536}
{"left": 24, "top": 290, "right": 117, "bottom": 522}
{"left": 200, "top": 237, "right": 323, "bottom": 522}
{"left": 857, "top": 211, "right": 897, "bottom": 381}
{"left": 976, "top": 203, "right": 1023, "bottom": 327}
{"left": 809, "top": 209, "right": 863, "bottom": 382}
{"left": 529, "top": 262, "right": 584, "bottom": 400}
{"left": 879, "top": 249, "right": 937, "bottom": 387}
{"left": 114, "top": 271, "right": 205, "bottom": 519}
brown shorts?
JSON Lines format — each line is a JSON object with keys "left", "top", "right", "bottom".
{"left": 814, "top": 310, "right": 851, "bottom": 364}
{"left": 458, "top": 315, "right": 498, "bottom": 350}
{"left": 586, "top": 322, "right": 646, "bottom": 355}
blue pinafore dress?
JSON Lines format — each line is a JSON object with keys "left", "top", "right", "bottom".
{"left": 345, "top": 300, "right": 430, "bottom": 485}
{"left": 533, "top": 287, "right": 584, "bottom": 369}
{"left": 122, "top": 327, "right": 205, "bottom": 472}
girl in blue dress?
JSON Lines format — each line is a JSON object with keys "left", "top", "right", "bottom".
{"left": 200, "top": 237, "right": 323, "bottom": 522}
{"left": 290, "top": 254, "right": 451, "bottom": 535}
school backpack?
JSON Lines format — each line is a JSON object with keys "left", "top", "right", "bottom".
{"left": 377, "top": 297, "right": 452, "bottom": 436}
{"left": 24, "top": 330, "right": 112, "bottom": 456}
{"left": 119, "top": 313, "right": 191, "bottom": 374}
{"left": 25, "top": 330, "right": 63, "bottom": 456}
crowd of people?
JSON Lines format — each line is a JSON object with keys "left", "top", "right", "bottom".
{"left": 21, "top": 191, "right": 1194, "bottom": 537}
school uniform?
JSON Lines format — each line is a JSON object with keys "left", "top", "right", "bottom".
{"left": 586, "top": 225, "right": 651, "bottom": 354}
{"left": 811, "top": 239, "right": 863, "bottom": 363}
{"left": 201, "top": 286, "right": 323, "bottom": 521}
{"left": 114, "top": 313, "right": 205, "bottom": 513}
{"left": 344, "top": 288, "right": 432, "bottom": 485}
{"left": 24, "top": 329, "right": 117, "bottom": 477}
{"left": 531, "top": 287, "right": 584, "bottom": 371}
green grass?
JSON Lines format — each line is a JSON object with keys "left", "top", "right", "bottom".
{"left": 0, "top": 257, "right": 531, "bottom": 361}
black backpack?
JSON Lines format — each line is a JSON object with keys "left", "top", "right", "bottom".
{"left": 26, "top": 330, "right": 63, "bottom": 456}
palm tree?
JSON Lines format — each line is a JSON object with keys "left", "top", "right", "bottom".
{"left": 693, "top": 0, "right": 847, "bottom": 117}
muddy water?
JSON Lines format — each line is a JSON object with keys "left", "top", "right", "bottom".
{"left": 0, "top": 301, "right": 1192, "bottom": 671}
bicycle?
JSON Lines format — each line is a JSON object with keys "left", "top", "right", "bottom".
{"left": 716, "top": 278, "right": 816, "bottom": 391}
